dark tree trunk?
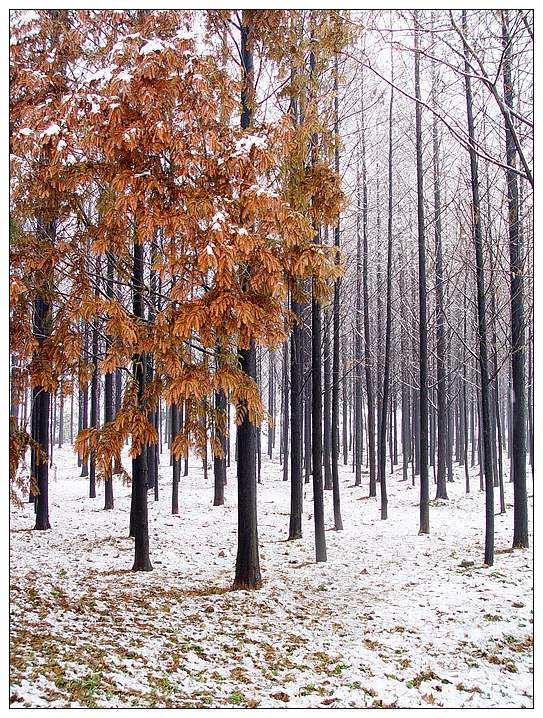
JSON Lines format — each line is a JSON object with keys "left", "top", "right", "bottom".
{"left": 415, "top": 13, "right": 429, "bottom": 534}
{"left": 103, "top": 250, "right": 115, "bottom": 510}
{"left": 80, "top": 322, "right": 89, "bottom": 478}
{"left": 202, "top": 402, "right": 209, "bottom": 485}
{"left": 309, "top": 37, "right": 326, "bottom": 563}
{"left": 378, "top": 69, "right": 394, "bottom": 520}
{"left": 213, "top": 389, "right": 227, "bottom": 507}
{"left": 282, "top": 341, "right": 289, "bottom": 482}
{"left": 331, "top": 52, "right": 343, "bottom": 530}
{"left": 399, "top": 247, "right": 410, "bottom": 482}
{"left": 289, "top": 295, "right": 304, "bottom": 540}
{"left": 89, "top": 256, "right": 100, "bottom": 500}
{"left": 462, "top": 285, "right": 470, "bottom": 494}
{"left": 69, "top": 383, "right": 74, "bottom": 444}
{"left": 233, "top": 12, "right": 262, "bottom": 591}
{"left": 131, "top": 238, "right": 152, "bottom": 572}
{"left": 268, "top": 350, "right": 275, "bottom": 459}
{"left": 30, "top": 386, "right": 38, "bottom": 503}
{"left": 463, "top": 10, "right": 494, "bottom": 565}
{"left": 286, "top": 55, "right": 302, "bottom": 528}
{"left": 58, "top": 380, "right": 64, "bottom": 448}
{"left": 323, "top": 310, "right": 333, "bottom": 491}
{"left": 312, "top": 261, "right": 327, "bottom": 562}
{"left": 375, "top": 186, "right": 383, "bottom": 484}
{"left": 360, "top": 67, "right": 376, "bottom": 496}
{"left": 354, "top": 167, "right": 364, "bottom": 487}
{"left": 303, "top": 312, "right": 312, "bottom": 484}
{"left": 527, "top": 339, "right": 533, "bottom": 476}
{"left": 432, "top": 89, "right": 448, "bottom": 500}
{"left": 342, "top": 340, "right": 348, "bottom": 466}
{"left": 233, "top": 343, "right": 261, "bottom": 589}
{"left": 32, "top": 216, "right": 56, "bottom": 531}
{"left": 227, "top": 398, "right": 231, "bottom": 469}
{"left": 502, "top": 10, "right": 528, "bottom": 549}
{"left": 172, "top": 403, "right": 180, "bottom": 514}
{"left": 50, "top": 389, "right": 55, "bottom": 468}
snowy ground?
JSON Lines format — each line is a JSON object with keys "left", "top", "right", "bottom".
{"left": 10, "top": 446, "right": 533, "bottom": 708}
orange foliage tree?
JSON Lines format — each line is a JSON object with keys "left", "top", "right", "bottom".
{"left": 10, "top": 9, "right": 342, "bottom": 578}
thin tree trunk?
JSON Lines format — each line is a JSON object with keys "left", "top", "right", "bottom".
{"left": 289, "top": 295, "right": 304, "bottom": 539}
{"left": 80, "top": 322, "right": 89, "bottom": 478}
{"left": 378, "top": 65, "right": 394, "bottom": 520}
{"left": 323, "top": 308, "right": 333, "bottom": 491}
{"left": 331, "top": 52, "right": 343, "bottom": 530}
{"left": 309, "top": 36, "right": 326, "bottom": 563}
{"left": 89, "top": 256, "right": 100, "bottom": 500}
{"left": 172, "top": 403, "right": 180, "bottom": 514}
{"left": 58, "top": 380, "right": 64, "bottom": 448}
{"left": 360, "top": 64, "right": 376, "bottom": 496}
{"left": 131, "top": 237, "right": 152, "bottom": 572}
{"left": 432, "top": 77, "right": 448, "bottom": 500}
{"left": 414, "top": 12, "right": 429, "bottom": 534}
{"left": 463, "top": 10, "right": 494, "bottom": 565}
{"left": 502, "top": 10, "right": 528, "bottom": 549}
{"left": 282, "top": 341, "right": 289, "bottom": 483}
{"left": 103, "top": 250, "right": 115, "bottom": 510}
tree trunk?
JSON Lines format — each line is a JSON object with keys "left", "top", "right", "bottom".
{"left": 32, "top": 214, "right": 56, "bottom": 531}
{"left": 502, "top": 10, "right": 528, "bottom": 549}
{"left": 213, "top": 389, "right": 227, "bottom": 507}
{"left": 58, "top": 380, "right": 64, "bottom": 448}
{"left": 360, "top": 64, "right": 376, "bottom": 496}
{"left": 89, "top": 256, "right": 100, "bottom": 500}
{"left": 289, "top": 295, "right": 304, "bottom": 539}
{"left": 432, "top": 80, "right": 448, "bottom": 500}
{"left": 378, "top": 67, "right": 394, "bottom": 521}
{"left": 463, "top": 10, "right": 494, "bottom": 565}
{"left": 80, "top": 322, "right": 89, "bottom": 478}
{"left": 323, "top": 308, "right": 333, "bottom": 490}
{"left": 331, "top": 52, "right": 343, "bottom": 530}
{"left": 233, "top": 12, "right": 262, "bottom": 590}
{"left": 131, "top": 237, "right": 152, "bottom": 572}
{"left": 172, "top": 403, "right": 180, "bottom": 514}
{"left": 103, "top": 251, "right": 114, "bottom": 510}
{"left": 414, "top": 12, "right": 430, "bottom": 534}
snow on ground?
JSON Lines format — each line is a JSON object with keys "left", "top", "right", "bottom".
{"left": 10, "top": 446, "right": 533, "bottom": 708}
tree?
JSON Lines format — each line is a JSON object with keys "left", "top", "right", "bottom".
{"left": 462, "top": 9, "right": 494, "bottom": 566}
{"left": 414, "top": 11, "right": 430, "bottom": 535}
{"left": 377, "top": 47, "right": 394, "bottom": 521}
{"left": 432, "top": 63, "right": 448, "bottom": 502}
{"left": 501, "top": 10, "right": 528, "bottom": 550}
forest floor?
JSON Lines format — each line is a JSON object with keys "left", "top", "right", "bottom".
{"left": 10, "top": 447, "right": 533, "bottom": 708}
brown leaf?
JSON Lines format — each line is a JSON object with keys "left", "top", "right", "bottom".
{"left": 271, "top": 692, "right": 289, "bottom": 703}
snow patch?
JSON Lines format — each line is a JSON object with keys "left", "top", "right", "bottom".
{"left": 140, "top": 39, "right": 166, "bottom": 55}
{"left": 234, "top": 134, "right": 268, "bottom": 156}
{"left": 116, "top": 71, "right": 133, "bottom": 83}
{"left": 41, "top": 124, "right": 60, "bottom": 137}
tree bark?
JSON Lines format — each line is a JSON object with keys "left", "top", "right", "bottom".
{"left": 331, "top": 51, "right": 343, "bottom": 530}
{"left": 463, "top": 10, "right": 494, "bottom": 565}
{"left": 378, "top": 66, "right": 394, "bottom": 520}
{"left": 360, "top": 64, "right": 376, "bottom": 496}
{"left": 103, "top": 250, "right": 114, "bottom": 510}
{"left": 131, "top": 237, "right": 152, "bottom": 572}
{"left": 432, "top": 77, "right": 448, "bottom": 500}
{"left": 414, "top": 12, "right": 430, "bottom": 534}
{"left": 233, "top": 11, "right": 262, "bottom": 590}
{"left": 289, "top": 296, "right": 304, "bottom": 539}
{"left": 501, "top": 10, "right": 528, "bottom": 549}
